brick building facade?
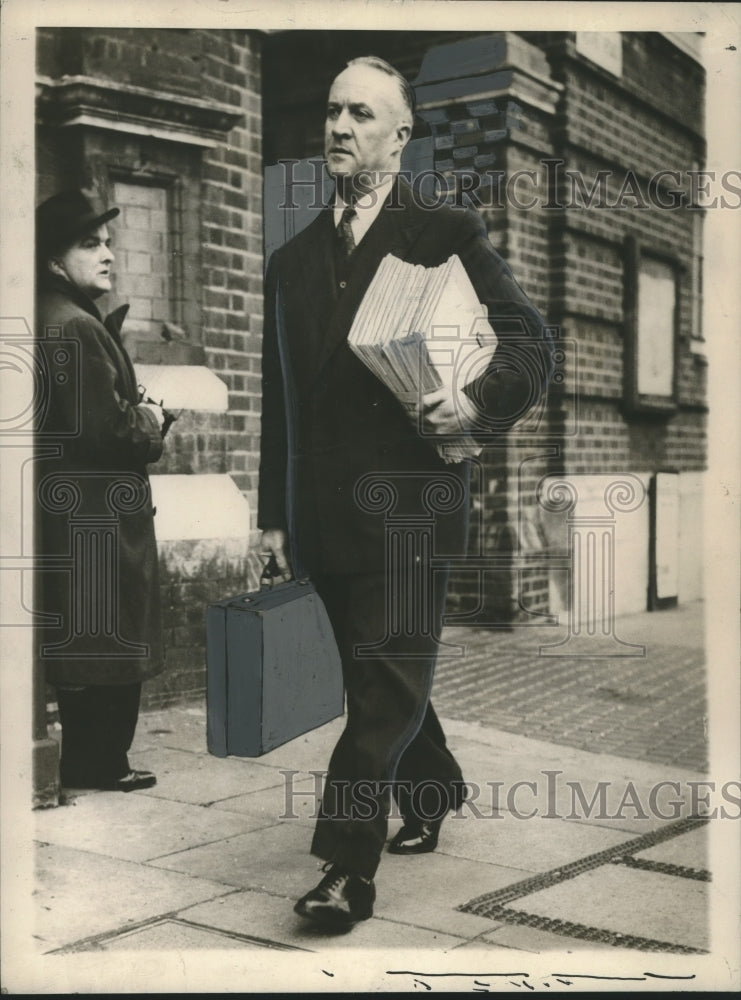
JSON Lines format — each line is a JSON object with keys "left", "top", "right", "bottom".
{"left": 35, "top": 29, "right": 707, "bottom": 726}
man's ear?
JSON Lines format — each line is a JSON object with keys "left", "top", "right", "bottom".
{"left": 396, "top": 122, "right": 412, "bottom": 148}
{"left": 47, "top": 257, "right": 66, "bottom": 278}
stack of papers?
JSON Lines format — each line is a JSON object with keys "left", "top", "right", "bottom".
{"left": 348, "top": 254, "right": 498, "bottom": 462}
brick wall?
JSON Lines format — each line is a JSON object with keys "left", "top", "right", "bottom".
{"left": 543, "top": 32, "right": 707, "bottom": 490}
{"left": 147, "top": 30, "right": 265, "bottom": 708}
{"left": 197, "top": 30, "right": 263, "bottom": 513}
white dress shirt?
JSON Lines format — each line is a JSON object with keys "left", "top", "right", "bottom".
{"left": 333, "top": 174, "right": 396, "bottom": 247}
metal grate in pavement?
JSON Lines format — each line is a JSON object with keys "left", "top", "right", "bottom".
{"left": 476, "top": 906, "right": 707, "bottom": 955}
{"left": 612, "top": 855, "right": 711, "bottom": 882}
{"left": 458, "top": 816, "right": 709, "bottom": 952}
{"left": 458, "top": 815, "right": 709, "bottom": 914}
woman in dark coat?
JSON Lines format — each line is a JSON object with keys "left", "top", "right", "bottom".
{"left": 35, "top": 190, "right": 166, "bottom": 792}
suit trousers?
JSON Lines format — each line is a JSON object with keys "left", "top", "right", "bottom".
{"left": 55, "top": 681, "right": 142, "bottom": 786}
{"left": 310, "top": 564, "right": 464, "bottom": 879}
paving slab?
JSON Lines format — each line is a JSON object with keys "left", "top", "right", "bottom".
{"left": 238, "top": 716, "right": 346, "bottom": 772}
{"left": 446, "top": 937, "right": 531, "bottom": 953}
{"left": 98, "top": 919, "right": 271, "bottom": 951}
{"left": 373, "top": 852, "right": 521, "bottom": 938}
{"left": 177, "top": 889, "right": 468, "bottom": 952}
{"left": 35, "top": 790, "right": 265, "bottom": 863}
{"left": 134, "top": 704, "right": 211, "bottom": 754}
{"left": 128, "top": 746, "right": 290, "bottom": 806}
{"left": 434, "top": 807, "right": 634, "bottom": 873}
{"left": 208, "top": 774, "right": 321, "bottom": 827}
{"left": 34, "top": 842, "right": 232, "bottom": 952}
{"left": 135, "top": 704, "right": 345, "bottom": 770}
{"left": 509, "top": 864, "right": 708, "bottom": 952}
{"left": 444, "top": 719, "right": 707, "bottom": 835}
{"left": 634, "top": 826, "right": 708, "bottom": 870}
{"left": 149, "top": 820, "right": 317, "bottom": 896}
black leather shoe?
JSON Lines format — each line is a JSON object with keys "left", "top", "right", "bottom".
{"left": 105, "top": 770, "right": 157, "bottom": 792}
{"left": 388, "top": 818, "right": 443, "bottom": 854}
{"left": 294, "top": 865, "right": 375, "bottom": 926}
{"left": 388, "top": 781, "right": 468, "bottom": 855}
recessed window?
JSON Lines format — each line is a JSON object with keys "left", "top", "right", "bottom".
{"left": 112, "top": 180, "right": 176, "bottom": 337}
{"left": 636, "top": 257, "right": 676, "bottom": 398}
{"left": 623, "top": 238, "right": 678, "bottom": 416}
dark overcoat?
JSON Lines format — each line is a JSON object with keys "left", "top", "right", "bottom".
{"left": 35, "top": 275, "right": 164, "bottom": 685}
{"left": 258, "top": 178, "right": 553, "bottom": 577}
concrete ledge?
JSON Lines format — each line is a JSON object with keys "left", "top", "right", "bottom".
{"left": 150, "top": 474, "right": 249, "bottom": 542}
{"left": 135, "top": 365, "right": 228, "bottom": 412}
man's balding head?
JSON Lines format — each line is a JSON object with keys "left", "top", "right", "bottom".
{"left": 324, "top": 57, "right": 413, "bottom": 197}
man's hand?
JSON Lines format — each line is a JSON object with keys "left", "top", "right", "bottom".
{"left": 260, "top": 528, "right": 293, "bottom": 583}
{"left": 421, "top": 385, "right": 478, "bottom": 436}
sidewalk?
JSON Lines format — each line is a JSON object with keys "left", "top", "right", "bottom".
{"left": 33, "top": 603, "right": 714, "bottom": 965}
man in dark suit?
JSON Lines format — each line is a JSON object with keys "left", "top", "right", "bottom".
{"left": 259, "top": 56, "right": 553, "bottom": 927}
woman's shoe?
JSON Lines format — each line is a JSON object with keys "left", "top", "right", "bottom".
{"left": 61, "top": 769, "right": 157, "bottom": 792}
{"left": 106, "top": 770, "right": 157, "bottom": 792}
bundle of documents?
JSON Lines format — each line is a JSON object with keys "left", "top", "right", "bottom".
{"left": 348, "top": 254, "right": 498, "bottom": 462}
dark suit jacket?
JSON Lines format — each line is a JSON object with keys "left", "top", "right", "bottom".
{"left": 258, "top": 178, "right": 553, "bottom": 576}
{"left": 35, "top": 275, "right": 165, "bottom": 684}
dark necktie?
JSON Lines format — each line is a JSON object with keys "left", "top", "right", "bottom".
{"left": 337, "top": 206, "right": 357, "bottom": 258}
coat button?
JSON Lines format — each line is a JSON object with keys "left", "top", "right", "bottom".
{"left": 339, "top": 280, "right": 347, "bottom": 289}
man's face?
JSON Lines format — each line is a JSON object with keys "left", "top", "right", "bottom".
{"left": 324, "top": 64, "right": 411, "bottom": 189}
{"left": 51, "top": 224, "right": 114, "bottom": 300}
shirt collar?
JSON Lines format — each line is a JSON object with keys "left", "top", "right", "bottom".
{"left": 333, "top": 173, "right": 396, "bottom": 243}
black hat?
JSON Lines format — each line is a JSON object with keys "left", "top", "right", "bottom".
{"left": 36, "top": 189, "right": 120, "bottom": 261}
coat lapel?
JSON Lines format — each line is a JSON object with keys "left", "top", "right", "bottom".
{"left": 102, "top": 303, "right": 140, "bottom": 402}
{"left": 42, "top": 278, "right": 140, "bottom": 404}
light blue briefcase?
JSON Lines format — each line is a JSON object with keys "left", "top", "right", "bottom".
{"left": 206, "top": 576, "right": 344, "bottom": 757}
